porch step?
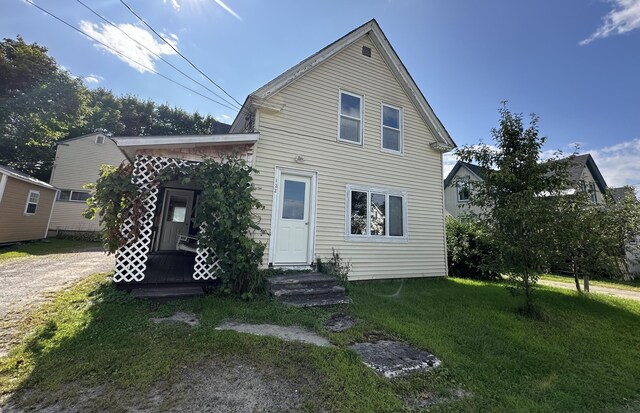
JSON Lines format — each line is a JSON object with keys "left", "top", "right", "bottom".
{"left": 267, "top": 272, "right": 351, "bottom": 307}
{"left": 130, "top": 286, "right": 204, "bottom": 299}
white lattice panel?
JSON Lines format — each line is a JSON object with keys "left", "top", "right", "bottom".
{"left": 113, "top": 155, "right": 221, "bottom": 282}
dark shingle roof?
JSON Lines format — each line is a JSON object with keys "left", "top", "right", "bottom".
{"left": 444, "top": 161, "right": 490, "bottom": 187}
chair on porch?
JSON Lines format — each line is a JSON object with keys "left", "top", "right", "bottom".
{"left": 176, "top": 234, "right": 198, "bottom": 253}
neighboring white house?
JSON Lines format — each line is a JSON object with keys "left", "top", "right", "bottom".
{"left": 110, "top": 19, "right": 456, "bottom": 284}
{"left": 48, "top": 132, "right": 126, "bottom": 234}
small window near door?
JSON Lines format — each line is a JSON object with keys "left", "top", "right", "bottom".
{"left": 282, "top": 180, "right": 306, "bottom": 220}
{"left": 167, "top": 200, "right": 187, "bottom": 222}
{"left": 25, "top": 190, "right": 40, "bottom": 215}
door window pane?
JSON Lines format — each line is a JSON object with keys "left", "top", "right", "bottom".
{"left": 168, "top": 199, "right": 187, "bottom": 222}
{"left": 282, "top": 180, "right": 306, "bottom": 219}
{"left": 389, "top": 196, "right": 404, "bottom": 236}
{"left": 350, "top": 191, "right": 367, "bottom": 234}
{"left": 370, "top": 193, "right": 386, "bottom": 235}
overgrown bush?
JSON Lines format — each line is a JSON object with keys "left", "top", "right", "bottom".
{"left": 446, "top": 217, "right": 500, "bottom": 280}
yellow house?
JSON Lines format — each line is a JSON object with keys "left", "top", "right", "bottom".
{"left": 0, "top": 165, "right": 57, "bottom": 244}
{"left": 111, "top": 19, "right": 456, "bottom": 284}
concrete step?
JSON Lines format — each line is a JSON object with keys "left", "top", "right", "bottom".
{"left": 130, "top": 286, "right": 204, "bottom": 299}
{"left": 280, "top": 292, "right": 352, "bottom": 308}
{"left": 272, "top": 284, "right": 346, "bottom": 297}
{"left": 267, "top": 272, "right": 338, "bottom": 287}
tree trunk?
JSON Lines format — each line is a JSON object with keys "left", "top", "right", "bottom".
{"left": 584, "top": 276, "right": 590, "bottom": 293}
{"left": 572, "top": 260, "right": 581, "bottom": 292}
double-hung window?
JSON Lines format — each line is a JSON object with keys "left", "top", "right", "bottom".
{"left": 347, "top": 185, "right": 407, "bottom": 241}
{"left": 338, "top": 91, "right": 363, "bottom": 144}
{"left": 381, "top": 104, "right": 402, "bottom": 153}
{"left": 57, "top": 190, "right": 90, "bottom": 202}
{"left": 25, "top": 190, "right": 40, "bottom": 215}
{"left": 588, "top": 182, "right": 597, "bottom": 203}
{"left": 457, "top": 177, "right": 470, "bottom": 202}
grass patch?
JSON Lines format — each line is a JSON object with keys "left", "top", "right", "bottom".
{"left": 0, "top": 239, "right": 100, "bottom": 261}
{"left": 1, "top": 275, "right": 639, "bottom": 412}
{"left": 541, "top": 273, "right": 640, "bottom": 292}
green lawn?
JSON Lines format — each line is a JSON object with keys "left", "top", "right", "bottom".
{"left": 1, "top": 275, "right": 639, "bottom": 412}
{"left": 541, "top": 273, "right": 640, "bottom": 292}
{"left": 0, "top": 239, "right": 100, "bottom": 261}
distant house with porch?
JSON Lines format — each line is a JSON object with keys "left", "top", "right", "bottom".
{"left": 0, "top": 165, "right": 57, "bottom": 244}
{"left": 110, "top": 19, "right": 456, "bottom": 287}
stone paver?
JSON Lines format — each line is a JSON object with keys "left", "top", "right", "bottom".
{"left": 350, "top": 340, "right": 441, "bottom": 378}
{"left": 0, "top": 247, "right": 114, "bottom": 356}
{"left": 324, "top": 313, "right": 356, "bottom": 332}
{"left": 539, "top": 279, "right": 640, "bottom": 302}
{"left": 216, "top": 321, "right": 333, "bottom": 347}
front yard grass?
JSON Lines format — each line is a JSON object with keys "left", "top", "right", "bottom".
{"left": 0, "top": 239, "right": 100, "bottom": 261}
{"left": 541, "top": 273, "right": 640, "bottom": 292}
{"left": 1, "top": 274, "right": 639, "bottom": 412}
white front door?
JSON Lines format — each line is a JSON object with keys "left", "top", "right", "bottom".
{"left": 274, "top": 174, "right": 312, "bottom": 264}
{"left": 158, "top": 189, "right": 194, "bottom": 251}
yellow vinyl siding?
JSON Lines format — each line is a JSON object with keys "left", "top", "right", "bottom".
{"left": 49, "top": 134, "right": 125, "bottom": 231}
{"left": 0, "top": 175, "right": 56, "bottom": 243}
{"left": 253, "top": 34, "right": 447, "bottom": 280}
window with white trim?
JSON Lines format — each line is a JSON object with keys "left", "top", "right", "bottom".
{"left": 338, "top": 91, "right": 363, "bottom": 144}
{"left": 588, "top": 182, "right": 597, "bottom": 203}
{"left": 381, "top": 104, "right": 402, "bottom": 153}
{"left": 57, "top": 190, "right": 90, "bottom": 202}
{"left": 347, "top": 185, "right": 407, "bottom": 240}
{"left": 25, "top": 190, "right": 40, "bottom": 215}
{"left": 457, "top": 177, "right": 470, "bottom": 202}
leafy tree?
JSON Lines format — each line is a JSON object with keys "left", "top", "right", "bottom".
{"left": 457, "top": 104, "right": 570, "bottom": 315}
{"left": 446, "top": 216, "right": 500, "bottom": 280}
{"left": 0, "top": 37, "right": 87, "bottom": 180}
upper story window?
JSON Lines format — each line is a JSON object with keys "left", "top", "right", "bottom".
{"left": 25, "top": 190, "right": 40, "bottom": 215}
{"left": 347, "top": 185, "right": 407, "bottom": 241}
{"left": 338, "top": 91, "right": 363, "bottom": 144}
{"left": 457, "top": 177, "right": 470, "bottom": 202}
{"left": 95, "top": 135, "right": 105, "bottom": 144}
{"left": 381, "top": 104, "right": 402, "bottom": 153}
{"left": 588, "top": 182, "right": 597, "bottom": 203}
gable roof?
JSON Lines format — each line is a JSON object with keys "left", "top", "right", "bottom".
{"left": 444, "top": 161, "right": 489, "bottom": 187}
{"left": 56, "top": 132, "right": 106, "bottom": 145}
{"left": 232, "top": 19, "right": 455, "bottom": 150}
{"left": 0, "top": 164, "right": 56, "bottom": 190}
{"left": 565, "top": 154, "right": 608, "bottom": 194}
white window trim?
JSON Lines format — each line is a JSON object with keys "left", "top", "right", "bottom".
{"left": 24, "top": 190, "right": 40, "bottom": 215}
{"left": 337, "top": 90, "right": 364, "bottom": 146}
{"left": 380, "top": 103, "right": 403, "bottom": 155}
{"left": 57, "top": 189, "right": 91, "bottom": 202}
{"left": 345, "top": 184, "right": 408, "bottom": 243}
{"left": 456, "top": 177, "right": 470, "bottom": 203}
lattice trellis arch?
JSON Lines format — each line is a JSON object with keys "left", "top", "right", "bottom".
{"left": 113, "top": 154, "right": 221, "bottom": 283}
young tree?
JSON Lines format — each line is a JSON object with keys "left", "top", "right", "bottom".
{"left": 457, "top": 104, "right": 570, "bottom": 315}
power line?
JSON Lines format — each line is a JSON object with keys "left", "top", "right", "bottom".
{"left": 118, "top": 0, "right": 244, "bottom": 108}
{"left": 76, "top": 0, "right": 241, "bottom": 111}
{"left": 24, "top": 0, "right": 240, "bottom": 112}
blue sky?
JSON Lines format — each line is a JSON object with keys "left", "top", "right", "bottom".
{"left": 3, "top": 0, "right": 640, "bottom": 187}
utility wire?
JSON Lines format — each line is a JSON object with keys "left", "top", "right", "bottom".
{"left": 118, "top": 0, "right": 245, "bottom": 108}
{"left": 24, "top": 0, "right": 240, "bottom": 112}
{"left": 76, "top": 0, "right": 241, "bottom": 110}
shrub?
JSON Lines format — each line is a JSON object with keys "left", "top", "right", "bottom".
{"left": 446, "top": 217, "right": 500, "bottom": 280}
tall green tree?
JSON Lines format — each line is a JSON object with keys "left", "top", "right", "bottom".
{"left": 457, "top": 104, "right": 570, "bottom": 315}
{"left": 0, "top": 37, "right": 88, "bottom": 180}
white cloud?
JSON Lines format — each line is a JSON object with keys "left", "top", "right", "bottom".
{"left": 79, "top": 21, "right": 178, "bottom": 73}
{"left": 443, "top": 152, "right": 457, "bottom": 177}
{"left": 581, "top": 0, "right": 640, "bottom": 45}
{"left": 164, "top": 0, "right": 181, "bottom": 11}
{"left": 83, "top": 74, "right": 104, "bottom": 84}
{"left": 219, "top": 114, "right": 231, "bottom": 121}
{"left": 588, "top": 138, "right": 640, "bottom": 190}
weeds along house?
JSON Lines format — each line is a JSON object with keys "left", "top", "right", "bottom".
{"left": 111, "top": 19, "right": 456, "bottom": 285}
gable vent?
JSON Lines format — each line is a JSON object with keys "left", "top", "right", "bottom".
{"left": 362, "top": 46, "right": 372, "bottom": 57}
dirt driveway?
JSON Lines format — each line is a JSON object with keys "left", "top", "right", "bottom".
{"left": 0, "top": 248, "right": 114, "bottom": 356}
{"left": 538, "top": 279, "right": 640, "bottom": 302}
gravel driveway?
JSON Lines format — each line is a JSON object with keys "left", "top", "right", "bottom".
{"left": 538, "top": 279, "right": 640, "bottom": 302}
{"left": 0, "top": 248, "right": 114, "bottom": 356}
